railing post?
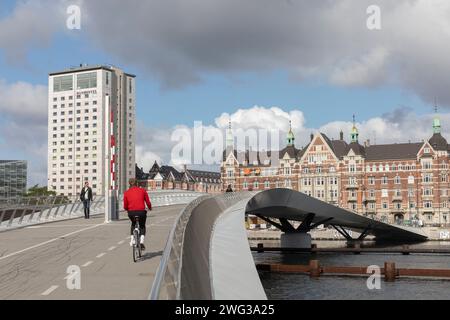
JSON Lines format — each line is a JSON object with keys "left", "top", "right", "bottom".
{"left": 55, "top": 198, "right": 70, "bottom": 219}
{"left": 27, "top": 197, "right": 40, "bottom": 223}
{"left": 7, "top": 201, "right": 20, "bottom": 227}
{"left": 18, "top": 197, "right": 32, "bottom": 225}
{"left": 0, "top": 209, "right": 6, "bottom": 227}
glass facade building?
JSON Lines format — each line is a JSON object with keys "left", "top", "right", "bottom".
{"left": 0, "top": 161, "right": 27, "bottom": 199}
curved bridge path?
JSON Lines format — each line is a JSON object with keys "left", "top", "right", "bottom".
{"left": 0, "top": 205, "right": 184, "bottom": 300}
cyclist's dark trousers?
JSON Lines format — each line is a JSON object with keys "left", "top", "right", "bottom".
{"left": 83, "top": 200, "right": 90, "bottom": 218}
{"left": 128, "top": 211, "right": 147, "bottom": 236}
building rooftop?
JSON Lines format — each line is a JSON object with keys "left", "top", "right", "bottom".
{"left": 365, "top": 142, "right": 424, "bottom": 161}
{"left": 0, "top": 160, "right": 27, "bottom": 164}
{"left": 49, "top": 64, "right": 136, "bottom": 78}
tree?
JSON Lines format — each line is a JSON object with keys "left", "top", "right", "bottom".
{"left": 25, "top": 185, "right": 57, "bottom": 197}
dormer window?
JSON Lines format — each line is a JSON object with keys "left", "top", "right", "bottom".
{"left": 424, "top": 147, "right": 431, "bottom": 154}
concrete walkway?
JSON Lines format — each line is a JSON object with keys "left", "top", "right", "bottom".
{"left": 0, "top": 205, "right": 184, "bottom": 300}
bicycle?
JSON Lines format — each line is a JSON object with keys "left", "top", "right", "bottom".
{"left": 132, "top": 216, "right": 142, "bottom": 263}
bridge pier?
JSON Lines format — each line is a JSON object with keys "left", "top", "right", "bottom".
{"left": 255, "top": 214, "right": 325, "bottom": 249}
{"left": 280, "top": 232, "right": 311, "bottom": 249}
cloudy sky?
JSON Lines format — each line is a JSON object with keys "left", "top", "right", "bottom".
{"left": 1, "top": 0, "right": 450, "bottom": 186}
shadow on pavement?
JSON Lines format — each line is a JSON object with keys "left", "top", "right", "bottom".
{"left": 141, "top": 250, "right": 163, "bottom": 261}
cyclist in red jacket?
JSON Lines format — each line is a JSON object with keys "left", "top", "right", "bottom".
{"left": 124, "top": 178, "right": 152, "bottom": 250}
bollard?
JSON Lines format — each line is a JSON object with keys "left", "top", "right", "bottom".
{"left": 309, "top": 260, "right": 321, "bottom": 278}
{"left": 257, "top": 243, "right": 264, "bottom": 253}
{"left": 384, "top": 262, "right": 396, "bottom": 282}
{"left": 402, "top": 245, "right": 410, "bottom": 255}
{"left": 311, "top": 243, "right": 317, "bottom": 254}
{"left": 353, "top": 242, "right": 361, "bottom": 255}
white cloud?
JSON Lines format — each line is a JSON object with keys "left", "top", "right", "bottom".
{"left": 330, "top": 47, "right": 390, "bottom": 87}
{"left": 0, "top": 80, "right": 48, "bottom": 121}
{"left": 319, "top": 108, "right": 443, "bottom": 145}
{"left": 0, "top": 0, "right": 70, "bottom": 64}
{"left": 135, "top": 146, "right": 162, "bottom": 172}
{"left": 216, "top": 106, "right": 305, "bottom": 132}
{"left": 0, "top": 79, "right": 48, "bottom": 187}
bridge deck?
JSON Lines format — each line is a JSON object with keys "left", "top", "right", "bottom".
{"left": 0, "top": 205, "right": 184, "bottom": 300}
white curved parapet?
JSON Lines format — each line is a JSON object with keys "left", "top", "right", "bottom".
{"left": 150, "top": 191, "right": 266, "bottom": 300}
{"left": 209, "top": 198, "right": 267, "bottom": 300}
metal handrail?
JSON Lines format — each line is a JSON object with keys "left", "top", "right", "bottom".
{"left": 0, "top": 191, "right": 205, "bottom": 231}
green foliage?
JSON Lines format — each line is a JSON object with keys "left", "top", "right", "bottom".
{"left": 25, "top": 185, "right": 70, "bottom": 204}
{"left": 26, "top": 185, "right": 57, "bottom": 197}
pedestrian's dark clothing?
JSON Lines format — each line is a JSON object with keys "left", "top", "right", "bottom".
{"left": 225, "top": 186, "right": 234, "bottom": 193}
{"left": 80, "top": 187, "right": 93, "bottom": 219}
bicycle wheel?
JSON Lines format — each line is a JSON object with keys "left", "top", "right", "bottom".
{"left": 137, "top": 231, "right": 142, "bottom": 258}
{"left": 132, "top": 230, "right": 139, "bottom": 262}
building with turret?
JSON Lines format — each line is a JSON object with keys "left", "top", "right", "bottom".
{"left": 136, "top": 162, "right": 221, "bottom": 194}
{"left": 221, "top": 112, "right": 450, "bottom": 226}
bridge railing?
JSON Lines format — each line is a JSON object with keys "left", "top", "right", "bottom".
{"left": 0, "top": 195, "right": 106, "bottom": 230}
{"left": 149, "top": 194, "right": 213, "bottom": 299}
{"left": 150, "top": 191, "right": 259, "bottom": 300}
{"left": 0, "top": 190, "right": 204, "bottom": 231}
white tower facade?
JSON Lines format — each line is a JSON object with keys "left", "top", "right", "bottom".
{"left": 48, "top": 65, "right": 136, "bottom": 196}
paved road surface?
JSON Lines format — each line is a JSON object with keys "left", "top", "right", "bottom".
{"left": 0, "top": 205, "right": 184, "bottom": 300}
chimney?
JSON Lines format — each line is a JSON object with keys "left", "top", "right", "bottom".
{"left": 364, "top": 141, "right": 367, "bottom": 148}
{"left": 367, "top": 139, "right": 370, "bottom": 147}
{"left": 310, "top": 133, "right": 314, "bottom": 141}
{"left": 183, "top": 164, "right": 187, "bottom": 173}
{"left": 339, "top": 130, "right": 344, "bottom": 141}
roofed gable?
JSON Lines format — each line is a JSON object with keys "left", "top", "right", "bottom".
{"left": 299, "top": 133, "right": 339, "bottom": 163}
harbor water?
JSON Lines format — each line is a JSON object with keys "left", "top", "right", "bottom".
{"left": 252, "top": 240, "right": 450, "bottom": 300}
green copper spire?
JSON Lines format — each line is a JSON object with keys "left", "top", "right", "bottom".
{"left": 287, "top": 120, "right": 295, "bottom": 146}
{"left": 350, "top": 114, "right": 359, "bottom": 143}
{"left": 433, "top": 104, "right": 441, "bottom": 134}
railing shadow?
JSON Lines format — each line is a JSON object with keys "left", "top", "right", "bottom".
{"left": 141, "top": 250, "right": 163, "bottom": 261}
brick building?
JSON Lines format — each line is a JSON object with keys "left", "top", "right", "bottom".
{"left": 136, "top": 162, "right": 221, "bottom": 194}
{"left": 221, "top": 115, "right": 450, "bottom": 226}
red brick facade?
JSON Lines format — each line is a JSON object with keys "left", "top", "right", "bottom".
{"left": 222, "top": 124, "right": 450, "bottom": 226}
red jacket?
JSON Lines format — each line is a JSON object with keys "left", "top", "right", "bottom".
{"left": 124, "top": 187, "right": 152, "bottom": 211}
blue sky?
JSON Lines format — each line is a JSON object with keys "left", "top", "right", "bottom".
{"left": 1, "top": 0, "right": 449, "bottom": 186}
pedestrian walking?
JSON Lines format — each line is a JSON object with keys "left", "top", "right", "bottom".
{"left": 80, "top": 181, "right": 93, "bottom": 219}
